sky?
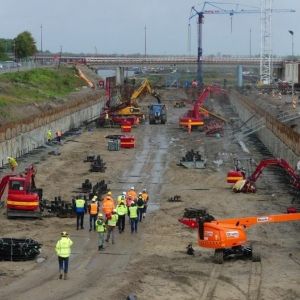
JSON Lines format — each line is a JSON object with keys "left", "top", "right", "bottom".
{"left": 0, "top": 0, "right": 299, "bottom": 56}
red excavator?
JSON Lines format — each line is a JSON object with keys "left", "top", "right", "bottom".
{"left": 179, "top": 85, "right": 224, "bottom": 129}
{"left": 179, "top": 208, "right": 300, "bottom": 264}
{"left": 0, "top": 165, "right": 42, "bottom": 218}
{"left": 226, "top": 158, "right": 300, "bottom": 193}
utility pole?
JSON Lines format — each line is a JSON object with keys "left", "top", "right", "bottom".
{"left": 40, "top": 24, "right": 43, "bottom": 53}
{"left": 249, "top": 28, "right": 252, "bottom": 57}
{"left": 58, "top": 45, "right": 63, "bottom": 69}
{"left": 144, "top": 25, "right": 147, "bottom": 58}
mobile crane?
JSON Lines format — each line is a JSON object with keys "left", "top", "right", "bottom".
{"left": 0, "top": 165, "right": 42, "bottom": 218}
{"left": 179, "top": 209, "right": 300, "bottom": 264}
{"left": 226, "top": 158, "right": 300, "bottom": 193}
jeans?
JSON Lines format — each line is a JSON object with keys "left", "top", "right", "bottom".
{"left": 137, "top": 207, "right": 144, "bottom": 222}
{"left": 130, "top": 218, "right": 138, "bottom": 233}
{"left": 89, "top": 214, "right": 97, "bottom": 230}
{"left": 106, "top": 226, "right": 116, "bottom": 244}
{"left": 98, "top": 232, "right": 105, "bottom": 248}
{"left": 118, "top": 215, "right": 125, "bottom": 232}
{"left": 76, "top": 212, "right": 84, "bottom": 229}
{"left": 58, "top": 256, "right": 69, "bottom": 274}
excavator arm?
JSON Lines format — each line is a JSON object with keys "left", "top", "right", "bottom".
{"left": 130, "top": 79, "right": 161, "bottom": 104}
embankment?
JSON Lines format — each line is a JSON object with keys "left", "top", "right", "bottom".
{"left": 0, "top": 90, "right": 105, "bottom": 167}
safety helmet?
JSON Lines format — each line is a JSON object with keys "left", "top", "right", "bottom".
{"left": 122, "top": 191, "right": 126, "bottom": 195}
{"left": 130, "top": 186, "right": 135, "bottom": 190}
{"left": 112, "top": 209, "right": 117, "bottom": 213}
{"left": 143, "top": 188, "right": 147, "bottom": 192}
{"left": 107, "top": 191, "right": 112, "bottom": 196}
{"left": 98, "top": 213, "right": 103, "bottom": 218}
{"left": 138, "top": 192, "right": 142, "bottom": 195}
{"left": 92, "top": 197, "right": 97, "bottom": 202}
{"left": 61, "top": 231, "right": 68, "bottom": 237}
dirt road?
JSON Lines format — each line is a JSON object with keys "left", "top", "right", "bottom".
{"left": 0, "top": 90, "right": 299, "bottom": 300}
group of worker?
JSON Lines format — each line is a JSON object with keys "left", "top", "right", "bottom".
{"left": 47, "top": 129, "right": 63, "bottom": 144}
{"left": 56, "top": 187, "right": 149, "bottom": 280}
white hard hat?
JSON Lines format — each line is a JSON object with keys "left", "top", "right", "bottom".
{"left": 130, "top": 186, "right": 135, "bottom": 190}
{"left": 122, "top": 191, "right": 126, "bottom": 195}
{"left": 143, "top": 188, "right": 147, "bottom": 192}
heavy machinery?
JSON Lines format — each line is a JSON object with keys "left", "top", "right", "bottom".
{"left": 148, "top": 104, "right": 167, "bottom": 124}
{"left": 227, "top": 158, "right": 300, "bottom": 193}
{"left": 179, "top": 208, "right": 300, "bottom": 263}
{"left": 0, "top": 165, "right": 42, "bottom": 218}
{"left": 179, "top": 85, "right": 223, "bottom": 129}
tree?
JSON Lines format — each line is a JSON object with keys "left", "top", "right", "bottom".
{"left": 14, "top": 31, "right": 37, "bottom": 59}
{"left": 0, "top": 38, "right": 12, "bottom": 60}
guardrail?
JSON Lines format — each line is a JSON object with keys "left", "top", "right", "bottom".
{"left": 232, "top": 90, "right": 300, "bottom": 155}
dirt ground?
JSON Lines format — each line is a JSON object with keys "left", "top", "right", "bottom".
{"left": 0, "top": 88, "right": 299, "bottom": 300}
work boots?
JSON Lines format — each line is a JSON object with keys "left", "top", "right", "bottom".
{"left": 63, "top": 273, "right": 68, "bottom": 280}
{"left": 59, "top": 272, "right": 63, "bottom": 280}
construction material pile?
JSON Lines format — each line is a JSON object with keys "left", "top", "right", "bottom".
{"left": 0, "top": 238, "right": 41, "bottom": 261}
{"left": 179, "top": 150, "right": 207, "bottom": 169}
{"left": 90, "top": 180, "right": 109, "bottom": 199}
{"left": 86, "top": 155, "right": 106, "bottom": 172}
{"left": 183, "top": 207, "right": 208, "bottom": 219}
{"left": 41, "top": 196, "right": 75, "bottom": 218}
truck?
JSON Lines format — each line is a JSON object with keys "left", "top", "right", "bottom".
{"left": 148, "top": 104, "right": 167, "bottom": 124}
{"left": 0, "top": 165, "right": 42, "bottom": 218}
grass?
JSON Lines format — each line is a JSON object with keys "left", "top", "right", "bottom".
{"left": 0, "top": 67, "right": 84, "bottom": 106}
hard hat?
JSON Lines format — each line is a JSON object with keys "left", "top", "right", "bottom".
{"left": 113, "top": 209, "right": 117, "bottom": 213}
{"left": 130, "top": 186, "right": 135, "bottom": 190}
{"left": 61, "top": 231, "right": 68, "bottom": 237}
{"left": 122, "top": 191, "right": 126, "bottom": 195}
{"left": 98, "top": 213, "right": 103, "bottom": 218}
{"left": 143, "top": 188, "right": 147, "bottom": 192}
{"left": 139, "top": 192, "right": 142, "bottom": 195}
{"left": 92, "top": 198, "right": 96, "bottom": 202}
{"left": 107, "top": 191, "right": 112, "bottom": 196}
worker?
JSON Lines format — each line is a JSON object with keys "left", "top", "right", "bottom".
{"left": 95, "top": 213, "right": 106, "bottom": 251}
{"left": 7, "top": 156, "right": 18, "bottom": 171}
{"left": 104, "top": 111, "right": 110, "bottom": 127}
{"left": 55, "top": 231, "right": 73, "bottom": 280}
{"left": 75, "top": 195, "right": 86, "bottom": 230}
{"left": 116, "top": 199, "right": 127, "bottom": 233}
{"left": 136, "top": 193, "right": 145, "bottom": 223}
{"left": 117, "top": 191, "right": 126, "bottom": 205}
{"left": 141, "top": 188, "right": 149, "bottom": 219}
{"left": 56, "top": 130, "right": 62, "bottom": 144}
{"left": 105, "top": 209, "right": 119, "bottom": 244}
{"left": 47, "top": 129, "right": 52, "bottom": 143}
{"left": 128, "top": 202, "right": 138, "bottom": 234}
{"left": 187, "top": 119, "right": 192, "bottom": 134}
{"left": 102, "top": 191, "right": 115, "bottom": 218}
{"left": 126, "top": 186, "right": 137, "bottom": 202}
{"left": 88, "top": 196, "right": 99, "bottom": 232}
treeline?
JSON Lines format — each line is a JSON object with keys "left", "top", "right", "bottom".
{"left": 0, "top": 31, "right": 37, "bottom": 61}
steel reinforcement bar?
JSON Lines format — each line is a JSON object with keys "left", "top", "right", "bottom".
{"left": 232, "top": 90, "right": 300, "bottom": 156}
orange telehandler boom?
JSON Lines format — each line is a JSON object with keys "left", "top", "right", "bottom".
{"left": 179, "top": 209, "right": 300, "bottom": 263}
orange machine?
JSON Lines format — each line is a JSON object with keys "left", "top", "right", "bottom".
{"left": 0, "top": 165, "right": 42, "bottom": 218}
{"left": 179, "top": 209, "right": 300, "bottom": 264}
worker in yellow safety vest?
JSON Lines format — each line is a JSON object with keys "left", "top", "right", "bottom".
{"left": 7, "top": 156, "right": 18, "bottom": 171}
{"left": 47, "top": 129, "right": 52, "bottom": 143}
{"left": 55, "top": 231, "right": 73, "bottom": 280}
{"left": 88, "top": 196, "right": 99, "bottom": 232}
{"left": 116, "top": 199, "right": 127, "bottom": 233}
{"left": 117, "top": 191, "right": 126, "bottom": 205}
{"left": 141, "top": 188, "right": 149, "bottom": 219}
{"left": 75, "top": 195, "right": 86, "bottom": 230}
{"left": 95, "top": 213, "right": 106, "bottom": 251}
{"left": 105, "top": 209, "right": 119, "bottom": 244}
{"left": 128, "top": 202, "right": 138, "bottom": 234}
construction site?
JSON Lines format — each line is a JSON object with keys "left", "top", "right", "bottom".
{"left": 0, "top": 1, "right": 300, "bottom": 300}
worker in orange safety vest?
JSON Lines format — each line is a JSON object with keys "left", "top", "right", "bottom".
{"left": 187, "top": 119, "right": 192, "bottom": 134}
{"left": 141, "top": 188, "right": 149, "bottom": 218}
{"left": 88, "top": 196, "right": 99, "bottom": 231}
{"left": 126, "top": 186, "right": 137, "bottom": 202}
{"left": 102, "top": 191, "right": 115, "bottom": 219}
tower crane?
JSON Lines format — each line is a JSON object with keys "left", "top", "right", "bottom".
{"left": 189, "top": 1, "right": 295, "bottom": 87}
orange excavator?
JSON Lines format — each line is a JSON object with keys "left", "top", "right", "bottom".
{"left": 0, "top": 165, "right": 42, "bottom": 218}
{"left": 179, "top": 209, "right": 300, "bottom": 263}
{"left": 226, "top": 158, "right": 300, "bottom": 193}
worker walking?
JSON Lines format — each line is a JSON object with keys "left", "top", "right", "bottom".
{"left": 187, "top": 119, "right": 192, "bottom": 134}
{"left": 102, "top": 191, "right": 115, "bottom": 219}
{"left": 88, "top": 196, "right": 99, "bottom": 232}
{"left": 47, "top": 129, "right": 53, "bottom": 143}
{"left": 128, "top": 202, "right": 138, "bottom": 234}
{"left": 56, "top": 130, "right": 62, "bottom": 144}
{"left": 136, "top": 193, "right": 145, "bottom": 223}
{"left": 126, "top": 186, "right": 137, "bottom": 202}
{"left": 117, "top": 192, "right": 127, "bottom": 205}
{"left": 7, "top": 156, "right": 18, "bottom": 171}
{"left": 105, "top": 209, "right": 118, "bottom": 244}
{"left": 95, "top": 214, "right": 106, "bottom": 251}
{"left": 75, "top": 195, "right": 86, "bottom": 230}
{"left": 141, "top": 188, "right": 149, "bottom": 218}
{"left": 116, "top": 199, "right": 127, "bottom": 233}
{"left": 55, "top": 231, "right": 73, "bottom": 280}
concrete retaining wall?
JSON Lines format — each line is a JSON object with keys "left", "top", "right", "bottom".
{"left": 229, "top": 91, "right": 300, "bottom": 168}
{"left": 0, "top": 97, "right": 105, "bottom": 167}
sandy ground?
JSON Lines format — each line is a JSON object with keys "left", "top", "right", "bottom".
{"left": 0, "top": 89, "right": 299, "bottom": 300}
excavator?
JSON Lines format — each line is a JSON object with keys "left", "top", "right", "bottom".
{"left": 226, "top": 158, "right": 300, "bottom": 193}
{"left": 0, "top": 165, "right": 42, "bottom": 218}
{"left": 179, "top": 208, "right": 300, "bottom": 263}
{"left": 179, "top": 85, "right": 224, "bottom": 129}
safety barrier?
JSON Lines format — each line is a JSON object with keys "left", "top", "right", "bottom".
{"left": 231, "top": 90, "right": 300, "bottom": 156}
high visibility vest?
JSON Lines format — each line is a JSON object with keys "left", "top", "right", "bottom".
{"left": 116, "top": 204, "right": 127, "bottom": 216}
{"left": 55, "top": 237, "right": 73, "bottom": 258}
{"left": 75, "top": 199, "right": 85, "bottom": 213}
{"left": 127, "top": 190, "right": 137, "bottom": 200}
{"left": 117, "top": 195, "right": 123, "bottom": 204}
{"left": 141, "top": 192, "right": 149, "bottom": 203}
{"left": 107, "top": 214, "right": 118, "bottom": 226}
{"left": 8, "top": 157, "right": 17, "bottom": 168}
{"left": 137, "top": 197, "right": 144, "bottom": 208}
{"left": 128, "top": 205, "right": 138, "bottom": 219}
{"left": 47, "top": 130, "right": 52, "bottom": 140}
{"left": 95, "top": 219, "right": 106, "bottom": 232}
{"left": 102, "top": 199, "right": 115, "bottom": 214}
{"left": 90, "top": 202, "right": 98, "bottom": 215}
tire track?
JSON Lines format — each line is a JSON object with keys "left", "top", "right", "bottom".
{"left": 247, "top": 261, "right": 262, "bottom": 300}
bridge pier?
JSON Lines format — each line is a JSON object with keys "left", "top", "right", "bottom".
{"left": 116, "top": 67, "right": 125, "bottom": 85}
{"left": 236, "top": 65, "right": 243, "bottom": 87}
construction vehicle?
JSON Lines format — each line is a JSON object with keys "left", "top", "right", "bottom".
{"left": 179, "top": 85, "right": 223, "bottom": 129}
{"left": 0, "top": 165, "right": 42, "bottom": 218}
{"left": 227, "top": 158, "right": 300, "bottom": 193}
{"left": 148, "top": 104, "right": 167, "bottom": 124}
{"left": 179, "top": 208, "right": 300, "bottom": 263}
